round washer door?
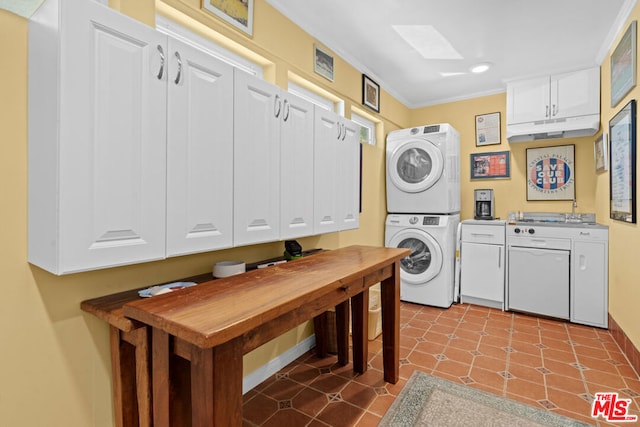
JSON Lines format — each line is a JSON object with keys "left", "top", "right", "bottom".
{"left": 388, "top": 228, "right": 443, "bottom": 284}
{"left": 388, "top": 139, "right": 444, "bottom": 193}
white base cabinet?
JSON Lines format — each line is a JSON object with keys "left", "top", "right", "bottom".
{"left": 29, "top": 0, "right": 167, "bottom": 274}
{"left": 571, "top": 239, "right": 608, "bottom": 328}
{"left": 459, "top": 221, "right": 505, "bottom": 309}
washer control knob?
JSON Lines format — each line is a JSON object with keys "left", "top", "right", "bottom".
{"left": 528, "top": 228, "right": 535, "bottom": 234}
{"left": 514, "top": 228, "right": 521, "bottom": 234}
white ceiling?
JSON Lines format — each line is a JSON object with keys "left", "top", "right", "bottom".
{"left": 266, "top": 0, "right": 635, "bottom": 108}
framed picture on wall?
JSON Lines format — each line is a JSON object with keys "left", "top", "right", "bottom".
{"left": 611, "top": 20, "right": 637, "bottom": 107}
{"left": 526, "top": 145, "right": 575, "bottom": 201}
{"left": 203, "top": 0, "right": 254, "bottom": 36}
{"left": 475, "top": 112, "right": 501, "bottom": 146}
{"left": 470, "top": 151, "right": 510, "bottom": 179}
{"left": 314, "top": 44, "right": 334, "bottom": 81}
{"left": 609, "top": 99, "right": 637, "bottom": 223}
{"left": 362, "top": 75, "right": 380, "bottom": 112}
{"left": 594, "top": 132, "right": 609, "bottom": 173}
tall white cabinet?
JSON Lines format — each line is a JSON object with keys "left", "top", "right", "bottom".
{"left": 571, "top": 234, "right": 609, "bottom": 328}
{"left": 29, "top": 0, "right": 167, "bottom": 274}
{"left": 166, "top": 38, "right": 235, "bottom": 256}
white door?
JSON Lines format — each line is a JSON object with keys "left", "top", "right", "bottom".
{"left": 572, "top": 240, "right": 608, "bottom": 327}
{"left": 280, "top": 93, "right": 315, "bottom": 239}
{"left": 387, "top": 229, "right": 443, "bottom": 285}
{"left": 55, "top": 0, "right": 167, "bottom": 273}
{"left": 338, "top": 120, "right": 360, "bottom": 231}
{"left": 314, "top": 107, "right": 340, "bottom": 234}
{"left": 387, "top": 139, "right": 444, "bottom": 193}
{"left": 551, "top": 67, "right": 600, "bottom": 120}
{"left": 166, "top": 37, "right": 234, "bottom": 256}
{"left": 507, "top": 76, "right": 551, "bottom": 124}
{"left": 233, "top": 70, "right": 281, "bottom": 245}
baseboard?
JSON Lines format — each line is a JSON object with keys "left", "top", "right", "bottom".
{"left": 242, "top": 334, "right": 316, "bottom": 394}
{"left": 608, "top": 314, "right": 640, "bottom": 378}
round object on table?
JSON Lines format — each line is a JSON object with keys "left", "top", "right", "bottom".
{"left": 213, "top": 261, "right": 245, "bottom": 278}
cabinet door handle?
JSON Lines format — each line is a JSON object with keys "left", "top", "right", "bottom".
{"left": 156, "top": 45, "right": 165, "bottom": 80}
{"left": 545, "top": 105, "right": 549, "bottom": 118}
{"left": 283, "top": 99, "right": 290, "bottom": 122}
{"left": 337, "top": 122, "right": 343, "bottom": 140}
{"left": 173, "top": 51, "right": 182, "bottom": 85}
{"left": 274, "top": 94, "right": 281, "bottom": 118}
{"left": 498, "top": 247, "right": 502, "bottom": 269}
{"left": 341, "top": 123, "right": 346, "bottom": 140}
{"left": 552, "top": 104, "right": 557, "bottom": 116}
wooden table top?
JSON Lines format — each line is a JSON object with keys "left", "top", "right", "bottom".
{"left": 123, "top": 245, "right": 409, "bottom": 348}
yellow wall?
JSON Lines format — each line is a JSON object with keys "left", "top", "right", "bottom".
{"left": 2, "top": 0, "right": 640, "bottom": 425}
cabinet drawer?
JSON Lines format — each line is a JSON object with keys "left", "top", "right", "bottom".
{"left": 461, "top": 224, "right": 505, "bottom": 244}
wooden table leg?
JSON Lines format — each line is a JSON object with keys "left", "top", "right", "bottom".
{"left": 191, "top": 337, "right": 243, "bottom": 427}
{"left": 131, "top": 327, "right": 151, "bottom": 427}
{"left": 109, "top": 327, "right": 127, "bottom": 427}
{"left": 152, "top": 328, "right": 170, "bottom": 427}
{"left": 351, "top": 289, "right": 369, "bottom": 374}
{"left": 313, "top": 312, "right": 328, "bottom": 357}
{"left": 335, "top": 300, "right": 350, "bottom": 366}
{"left": 381, "top": 261, "right": 400, "bottom": 384}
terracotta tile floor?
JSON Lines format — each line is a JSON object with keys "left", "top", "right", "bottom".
{"left": 242, "top": 302, "right": 640, "bottom": 426}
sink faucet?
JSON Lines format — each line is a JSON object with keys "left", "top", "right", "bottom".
{"left": 571, "top": 199, "right": 577, "bottom": 217}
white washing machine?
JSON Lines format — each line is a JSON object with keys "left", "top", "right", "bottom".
{"left": 386, "top": 123, "right": 460, "bottom": 214}
{"left": 385, "top": 213, "right": 460, "bottom": 308}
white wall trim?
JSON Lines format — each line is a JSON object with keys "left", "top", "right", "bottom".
{"left": 242, "top": 335, "right": 316, "bottom": 394}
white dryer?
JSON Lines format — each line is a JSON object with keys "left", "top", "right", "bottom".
{"left": 385, "top": 213, "right": 459, "bottom": 307}
{"left": 386, "top": 123, "right": 460, "bottom": 214}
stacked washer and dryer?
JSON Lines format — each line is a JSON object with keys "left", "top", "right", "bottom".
{"left": 384, "top": 124, "right": 460, "bottom": 308}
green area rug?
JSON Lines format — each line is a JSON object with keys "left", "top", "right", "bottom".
{"left": 379, "top": 371, "right": 591, "bottom": 426}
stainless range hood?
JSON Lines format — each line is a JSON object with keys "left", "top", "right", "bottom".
{"left": 507, "top": 113, "right": 600, "bottom": 143}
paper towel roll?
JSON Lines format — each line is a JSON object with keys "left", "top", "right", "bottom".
{"left": 213, "top": 260, "right": 245, "bottom": 278}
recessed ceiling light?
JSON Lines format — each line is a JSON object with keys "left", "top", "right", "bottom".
{"left": 470, "top": 62, "right": 492, "bottom": 73}
{"left": 392, "top": 25, "right": 463, "bottom": 60}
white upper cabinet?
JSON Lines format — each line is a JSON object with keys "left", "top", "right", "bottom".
{"left": 233, "top": 70, "right": 282, "bottom": 246}
{"left": 166, "top": 37, "right": 234, "bottom": 257}
{"left": 337, "top": 120, "right": 360, "bottom": 231}
{"left": 507, "top": 67, "right": 600, "bottom": 124}
{"left": 314, "top": 107, "right": 361, "bottom": 234}
{"left": 29, "top": 0, "right": 167, "bottom": 274}
{"left": 280, "top": 93, "right": 315, "bottom": 240}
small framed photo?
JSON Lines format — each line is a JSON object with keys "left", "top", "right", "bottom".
{"left": 611, "top": 20, "right": 637, "bottom": 107}
{"left": 475, "top": 112, "right": 501, "bottom": 146}
{"left": 362, "top": 74, "right": 380, "bottom": 113}
{"left": 203, "top": 0, "right": 254, "bottom": 36}
{"left": 470, "top": 151, "right": 510, "bottom": 179}
{"left": 314, "top": 44, "right": 334, "bottom": 82}
{"left": 594, "top": 132, "right": 609, "bottom": 173}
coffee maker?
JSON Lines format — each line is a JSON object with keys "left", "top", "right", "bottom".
{"left": 474, "top": 189, "right": 494, "bottom": 220}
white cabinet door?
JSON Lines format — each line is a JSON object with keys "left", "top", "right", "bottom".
{"left": 166, "top": 37, "right": 234, "bottom": 256}
{"left": 280, "top": 93, "right": 315, "bottom": 239}
{"left": 337, "top": 120, "right": 360, "bottom": 231}
{"left": 552, "top": 67, "right": 600, "bottom": 120}
{"left": 507, "top": 76, "right": 551, "bottom": 124}
{"left": 572, "top": 240, "right": 608, "bottom": 328}
{"left": 313, "top": 107, "right": 340, "bottom": 234}
{"left": 233, "top": 70, "right": 281, "bottom": 245}
{"left": 460, "top": 241, "right": 504, "bottom": 308}
{"left": 29, "top": 0, "right": 167, "bottom": 274}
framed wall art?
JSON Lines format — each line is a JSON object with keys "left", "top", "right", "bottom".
{"left": 470, "top": 151, "right": 510, "bottom": 179}
{"left": 314, "top": 44, "right": 334, "bottom": 81}
{"left": 609, "top": 99, "right": 637, "bottom": 223}
{"left": 203, "top": 0, "right": 254, "bottom": 36}
{"left": 362, "top": 74, "right": 380, "bottom": 113}
{"left": 475, "top": 112, "right": 501, "bottom": 146}
{"left": 611, "top": 20, "right": 636, "bottom": 107}
{"left": 594, "top": 132, "right": 609, "bottom": 173}
{"left": 526, "top": 145, "right": 575, "bottom": 201}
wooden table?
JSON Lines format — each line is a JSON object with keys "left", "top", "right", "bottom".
{"left": 122, "top": 245, "right": 408, "bottom": 427}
